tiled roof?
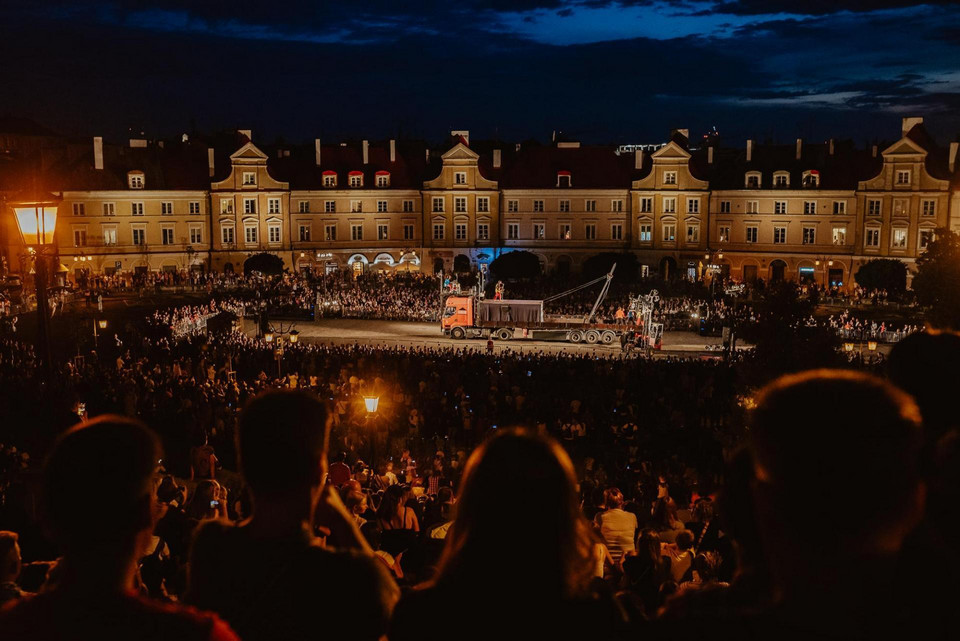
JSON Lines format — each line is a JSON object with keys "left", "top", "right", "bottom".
{"left": 499, "top": 144, "right": 638, "bottom": 189}
{"left": 267, "top": 141, "right": 428, "bottom": 190}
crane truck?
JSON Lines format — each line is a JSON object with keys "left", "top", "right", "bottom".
{"left": 440, "top": 265, "right": 644, "bottom": 345}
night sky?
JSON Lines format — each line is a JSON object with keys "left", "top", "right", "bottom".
{"left": 2, "top": 1, "right": 959, "bottom": 145}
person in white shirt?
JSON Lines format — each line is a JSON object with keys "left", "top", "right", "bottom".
{"left": 593, "top": 488, "right": 637, "bottom": 564}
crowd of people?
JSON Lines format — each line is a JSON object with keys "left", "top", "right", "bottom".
{"left": 0, "top": 322, "right": 958, "bottom": 638}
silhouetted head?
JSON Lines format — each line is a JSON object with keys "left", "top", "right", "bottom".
{"left": 888, "top": 331, "right": 960, "bottom": 439}
{"left": 434, "top": 429, "right": 593, "bottom": 598}
{"left": 237, "top": 390, "right": 329, "bottom": 499}
{"left": 42, "top": 415, "right": 160, "bottom": 555}
{"left": 751, "top": 370, "right": 923, "bottom": 557}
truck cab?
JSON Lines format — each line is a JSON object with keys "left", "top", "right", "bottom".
{"left": 441, "top": 296, "right": 473, "bottom": 333}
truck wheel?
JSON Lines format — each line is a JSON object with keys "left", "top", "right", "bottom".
{"left": 451, "top": 327, "right": 466, "bottom": 340}
{"left": 497, "top": 328, "right": 513, "bottom": 341}
{"left": 569, "top": 330, "right": 583, "bottom": 343}
{"left": 601, "top": 331, "right": 616, "bottom": 345}
{"left": 585, "top": 330, "right": 600, "bottom": 344}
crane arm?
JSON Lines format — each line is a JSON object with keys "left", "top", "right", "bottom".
{"left": 585, "top": 264, "right": 617, "bottom": 324}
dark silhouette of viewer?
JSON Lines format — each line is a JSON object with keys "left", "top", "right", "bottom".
{"left": 390, "top": 429, "right": 625, "bottom": 641}
{"left": 186, "top": 389, "right": 398, "bottom": 641}
{"left": 0, "top": 416, "right": 238, "bottom": 641}
{"left": 746, "top": 370, "right": 926, "bottom": 639}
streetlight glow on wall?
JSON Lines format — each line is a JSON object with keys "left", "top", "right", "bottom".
{"left": 364, "top": 396, "right": 380, "bottom": 414}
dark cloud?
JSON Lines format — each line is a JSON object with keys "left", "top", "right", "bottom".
{"left": 712, "top": 0, "right": 960, "bottom": 16}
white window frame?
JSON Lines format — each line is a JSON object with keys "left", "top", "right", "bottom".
{"left": 507, "top": 223, "right": 519, "bottom": 240}
{"left": 745, "top": 172, "right": 761, "bottom": 188}
{"left": 454, "top": 171, "right": 467, "bottom": 185}
{"left": 662, "top": 223, "right": 676, "bottom": 243}
{"left": 323, "top": 174, "right": 337, "bottom": 188}
{"left": 243, "top": 198, "right": 257, "bottom": 214}
{"left": 773, "top": 172, "right": 789, "bottom": 188}
{"left": 639, "top": 223, "right": 652, "bottom": 243}
{"left": 896, "top": 169, "right": 911, "bottom": 185}
{"left": 918, "top": 228, "right": 935, "bottom": 251}
{"left": 349, "top": 174, "right": 363, "bottom": 188}
{"left": 377, "top": 200, "right": 388, "bottom": 213}
{"left": 432, "top": 197, "right": 445, "bottom": 213}
{"left": 433, "top": 223, "right": 445, "bottom": 240}
{"left": 403, "top": 200, "right": 415, "bottom": 213}
{"left": 244, "top": 224, "right": 258, "bottom": 245}
{"left": 559, "top": 199, "right": 570, "bottom": 213}
{"left": 559, "top": 223, "right": 572, "bottom": 240}
{"left": 662, "top": 197, "right": 676, "bottom": 214}
{"left": 477, "top": 223, "right": 490, "bottom": 241}
{"left": 242, "top": 172, "right": 256, "bottom": 186}
{"left": 639, "top": 197, "right": 652, "bottom": 213}
{"left": 774, "top": 201, "right": 787, "bottom": 214}
{"left": 586, "top": 199, "right": 598, "bottom": 212}
{"left": 72, "top": 203, "right": 85, "bottom": 216}
{"left": 746, "top": 201, "right": 759, "bottom": 214}
{"left": 132, "top": 226, "right": 146, "bottom": 246}
{"left": 865, "top": 227, "right": 880, "bottom": 248}
{"left": 611, "top": 199, "right": 623, "bottom": 212}
{"left": 891, "top": 228, "right": 908, "bottom": 249}
{"left": 298, "top": 223, "right": 311, "bottom": 242}
{"left": 686, "top": 224, "right": 699, "bottom": 244}
{"left": 867, "top": 199, "right": 881, "bottom": 216}
{"left": 477, "top": 197, "right": 490, "bottom": 213}
{"left": 267, "top": 198, "right": 281, "bottom": 214}
{"left": 663, "top": 170, "right": 677, "bottom": 185}
{"left": 102, "top": 225, "right": 118, "bottom": 246}
{"left": 921, "top": 199, "right": 936, "bottom": 216}
{"left": 350, "top": 200, "right": 363, "bottom": 214}
{"left": 833, "top": 201, "right": 847, "bottom": 215}
{"left": 378, "top": 223, "right": 390, "bottom": 241}
{"left": 161, "top": 226, "right": 176, "bottom": 246}
{"left": 584, "top": 223, "right": 597, "bottom": 240}
{"left": 454, "top": 197, "right": 467, "bottom": 213}
{"left": 533, "top": 223, "right": 545, "bottom": 239}
{"left": 221, "top": 225, "right": 235, "bottom": 245}
{"left": 352, "top": 224, "right": 364, "bottom": 241}
{"left": 189, "top": 201, "right": 201, "bottom": 215}
{"left": 804, "top": 201, "right": 817, "bottom": 215}
{"left": 102, "top": 202, "right": 115, "bottom": 216}
{"left": 325, "top": 200, "right": 336, "bottom": 213}
{"left": 325, "top": 224, "right": 338, "bottom": 241}
{"left": 687, "top": 198, "right": 700, "bottom": 214}
{"left": 719, "top": 201, "right": 731, "bottom": 214}
{"left": 610, "top": 223, "right": 623, "bottom": 241}
{"left": 131, "top": 202, "right": 144, "bottom": 216}
{"left": 533, "top": 200, "right": 544, "bottom": 212}
{"left": 220, "top": 199, "right": 233, "bottom": 214}
{"left": 773, "top": 226, "right": 787, "bottom": 244}
{"left": 161, "top": 201, "right": 173, "bottom": 215}
{"left": 298, "top": 200, "right": 310, "bottom": 213}
{"left": 802, "top": 226, "right": 816, "bottom": 245}
{"left": 507, "top": 200, "right": 519, "bottom": 213}
{"left": 893, "top": 199, "right": 908, "bottom": 216}
{"left": 128, "top": 173, "right": 144, "bottom": 189}
{"left": 832, "top": 227, "right": 846, "bottom": 246}
{"left": 189, "top": 224, "right": 203, "bottom": 245}
{"left": 376, "top": 174, "right": 390, "bottom": 188}
{"left": 745, "top": 225, "right": 758, "bottom": 243}
{"left": 455, "top": 222, "right": 468, "bottom": 241}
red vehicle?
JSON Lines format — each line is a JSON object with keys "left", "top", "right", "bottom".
{"left": 441, "top": 266, "right": 629, "bottom": 345}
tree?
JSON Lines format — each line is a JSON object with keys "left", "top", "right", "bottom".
{"left": 581, "top": 252, "right": 639, "bottom": 283}
{"left": 243, "top": 252, "right": 284, "bottom": 276}
{"left": 739, "top": 280, "right": 843, "bottom": 384}
{"left": 913, "top": 228, "right": 960, "bottom": 330}
{"left": 854, "top": 259, "right": 907, "bottom": 296}
{"left": 490, "top": 251, "right": 541, "bottom": 280}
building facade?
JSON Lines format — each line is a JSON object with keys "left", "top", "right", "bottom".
{"left": 1, "top": 118, "right": 958, "bottom": 288}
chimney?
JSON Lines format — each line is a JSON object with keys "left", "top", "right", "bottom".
{"left": 239, "top": 129, "right": 252, "bottom": 141}
{"left": 746, "top": 139, "right": 753, "bottom": 163}
{"left": 872, "top": 145, "right": 878, "bottom": 158}
{"left": 389, "top": 139, "right": 396, "bottom": 163}
{"left": 93, "top": 136, "right": 103, "bottom": 170}
{"left": 635, "top": 149, "right": 644, "bottom": 169}
{"left": 277, "top": 149, "right": 283, "bottom": 159}
{"left": 207, "top": 147, "right": 215, "bottom": 177}
{"left": 707, "top": 146, "right": 714, "bottom": 164}
{"left": 796, "top": 138, "right": 802, "bottom": 160}
{"left": 829, "top": 139, "right": 835, "bottom": 155}
{"left": 362, "top": 140, "right": 369, "bottom": 165}
{"left": 314, "top": 138, "right": 321, "bottom": 166}
{"left": 493, "top": 149, "right": 502, "bottom": 168}
{"left": 426, "top": 149, "right": 430, "bottom": 162}
{"left": 901, "top": 116, "right": 923, "bottom": 135}
{"left": 950, "top": 142, "right": 959, "bottom": 173}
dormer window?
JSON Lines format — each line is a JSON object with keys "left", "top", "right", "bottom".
{"left": 376, "top": 171, "right": 390, "bottom": 188}
{"left": 773, "top": 172, "right": 789, "bottom": 188}
{"left": 663, "top": 171, "right": 677, "bottom": 185}
{"left": 349, "top": 171, "right": 363, "bottom": 188}
{"left": 322, "top": 170, "right": 337, "bottom": 188}
{"left": 242, "top": 172, "right": 256, "bottom": 186}
{"left": 557, "top": 171, "right": 571, "bottom": 188}
{"left": 745, "top": 172, "right": 761, "bottom": 188}
{"left": 802, "top": 170, "right": 820, "bottom": 188}
{"left": 128, "top": 171, "right": 144, "bottom": 189}
{"left": 896, "top": 169, "right": 911, "bottom": 185}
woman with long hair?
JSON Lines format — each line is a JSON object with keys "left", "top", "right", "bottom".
{"left": 376, "top": 484, "right": 419, "bottom": 557}
{"left": 389, "top": 429, "right": 624, "bottom": 640}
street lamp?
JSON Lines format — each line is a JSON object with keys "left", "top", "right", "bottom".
{"left": 93, "top": 318, "right": 108, "bottom": 349}
{"left": 364, "top": 396, "right": 380, "bottom": 414}
{"left": 10, "top": 190, "right": 60, "bottom": 379}
{"left": 264, "top": 331, "right": 274, "bottom": 343}
{"left": 288, "top": 329, "right": 299, "bottom": 344}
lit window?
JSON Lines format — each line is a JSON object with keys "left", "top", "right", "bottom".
{"left": 663, "top": 171, "right": 677, "bottom": 185}
{"left": 559, "top": 224, "right": 572, "bottom": 240}
{"left": 833, "top": 227, "right": 846, "bottom": 245}
{"left": 891, "top": 228, "right": 907, "bottom": 248}
{"left": 220, "top": 200, "right": 233, "bottom": 214}
{"left": 379, "top": 224, "right": 390, "bottom": 240}
{"left": 639, "top": 224, "right": 652, "bottom": 242}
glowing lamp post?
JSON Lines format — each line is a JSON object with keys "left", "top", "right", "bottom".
{"left": 93, "top": 318, "right": 108, "bottom": 350}
{"left": 364, "top": 395, "right": 381, "bottom": 467}
{"left": 264, "top": 331, "right": 274, "bottom": 343}
{"left": 364, "top": 396, "right": 380, "bottom": 414}
{"left": 11, "top": 191, "right": 60, "bottom": 380}
{"left": 288, "top": 329, "right": 299, "bottom": 344}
